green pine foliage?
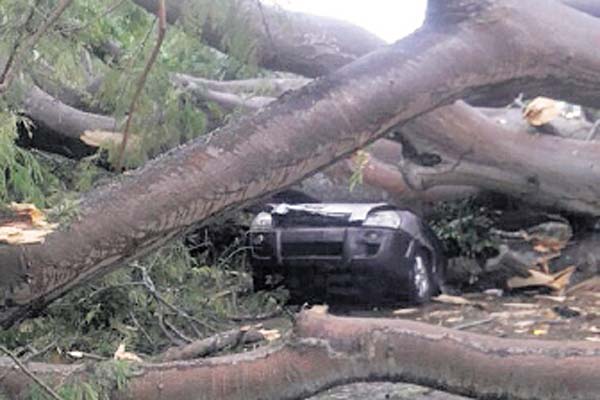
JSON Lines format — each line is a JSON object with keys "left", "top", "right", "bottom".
{"left": 0, "top": 237, "right": 285, "bottom": 361}
{"left": 0, "top": 110, "right": 60, "bottom": 206}
{"left": 0, "top": 0, "right": 286, "bottom": 370}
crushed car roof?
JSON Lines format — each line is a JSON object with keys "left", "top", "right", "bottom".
{"left": 269, "top": 203, "right": 391, "bottom": 222}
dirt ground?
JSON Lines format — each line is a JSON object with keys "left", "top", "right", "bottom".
{"left": 309, "top": 382, "right": 469, "bottom": 400}
{"left": 339, "top": 289, "right": 600, "bottom": 341}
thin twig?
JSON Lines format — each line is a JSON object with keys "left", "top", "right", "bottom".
{"left": 22, "top": 340, "right": 57, "bottom": 362}
{"left": 0, "top": 0, "right": 74, "bottom": 93}
{"left": 157, "top": 312, "right": 184, "bottom": 346}
{"left": 453, "top": 317, "right": 495, "bottom": 331}
{"left": 129, "top": 311, "right": 155, "bottom": 347}
{"left": 134, "top": 264, "right": 217, "bottom": 334}
{"left": 163, "top": 317, "right": 194, "bottom": 343}
{"left": 0, "top": 345, "right": 64, "bottom": 400}
{"left": 1, "top": 4, "right": 36, "bottom": 86}
{"left": 76, "top": 282, "right": 146, "bottom": 305}
{"left": 115, "top": 0, "right": 167, "bottom": 170}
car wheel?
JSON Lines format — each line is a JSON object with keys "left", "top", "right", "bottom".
{"left": 407, "top": 248, "right": 435, "bottom": 303}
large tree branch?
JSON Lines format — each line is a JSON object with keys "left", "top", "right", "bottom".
{"left": 177, "top": 73, "right": 599, "bottom": 214}
{"left": 1, "top": 309, "right": 599, "bottom": 399}
{"left": 116, "top": 0, "right": 167, "bottom": 170}
{"left": 398, "top": 102, "right": 600, "bottom": 214}
{"left": 132, "top": 0, "right": 386, "bottom": 77}
{"left": 17, "top": 84, "right": 117, "bottom": 157}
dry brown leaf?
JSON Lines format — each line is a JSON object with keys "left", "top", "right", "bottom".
{"left": 114, "top": 343, "right": 143, "bottom": 363}
{"left": 432, "top": 294, "right": 472, "bottom": 305}
{"left": 392, "top": 308, "right": 419, "bottom": 316}
{"left": 532, "top": 326, "right": 549, "bottom": 336}
{"left": 0, "top": 203, "right": 57, "bottom": 244}
{"left": 507, "top": 269, "right": 554, "bottom": 290}
{"left": 534, "top": 295, "right": 567, "bottom": 303}
{"left": 506, "top": 266, "right": 575, "bottom": 292}
{"left": 585, "top": 337, "right": 600, "bottom": 342}
{"left": 258, "top": 329, "right": 281, "bottom": 342}
{"left": 513, "top": 320, "right": 536, "bottom": 328}
{"left": 551, "top": 265, "right": 576, "bottom": 291}
{"left": 523, "top": 97, "right": 562, "bottom": 126}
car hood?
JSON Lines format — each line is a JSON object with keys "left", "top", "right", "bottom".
{"left": 270, "top": 203, "right": 390, "bottom": 222}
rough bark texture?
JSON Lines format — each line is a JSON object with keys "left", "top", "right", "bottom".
{"left": 1, "top": 309, "right": 599, "bottom": 400}
{"left": 158, "top": 327, "right": 265, "bottom": 361}
{"left": 177, "top": 72, "right": 599, "bottom": 214}
{"left": 132, "top": 0, "right": 386, "bottom": 77}
{"left": 398, "top": 102, "right": 600, "bottom": 214}
{"left": 17, "top": 84, "right": 117, "bottom": 157}
{"left": 3, "top": 0, "right": 600, "bottom": 328}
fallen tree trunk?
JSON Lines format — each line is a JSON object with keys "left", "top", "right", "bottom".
{"left": 3, "top": 0, "right": 600, "bottom": 328}
{"left": 131, "top": 0, "right": 386, "bottom": 78}
{"left": 1, "top": 308, "right": 599, "bottom": 400}
{"left": 178, "top": 73, "right": 600, "bottom": 214}
{"left": 17, "top": 84, "right": 117, "bottom": 157}
{"left": 398, "top": 102, "right": 600, "bottom": 214}
{"left": 132, "top": 0, "right": 600, "bottom": 79}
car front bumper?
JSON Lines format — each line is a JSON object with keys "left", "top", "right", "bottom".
{"left": 249, "top": 226, "right": 419, "bottom": 302}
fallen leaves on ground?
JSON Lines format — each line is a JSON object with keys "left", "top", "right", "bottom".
{"left": 507, "top": 266, "right": 576, "bottom": 292}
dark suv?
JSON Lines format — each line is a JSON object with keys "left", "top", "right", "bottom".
{"left": 248, "top": 203, "right": 446, "bottom": 304}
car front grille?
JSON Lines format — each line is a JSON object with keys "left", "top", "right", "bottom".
{"left": 274, "top": 211, "right": 360, "bottom": 228}
{"left": 281, "top": 241, "right": 344, "bottom": 257}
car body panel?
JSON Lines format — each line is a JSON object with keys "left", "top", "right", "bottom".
{"left": 249, "top": 203, "right": 446, "bottom": 304}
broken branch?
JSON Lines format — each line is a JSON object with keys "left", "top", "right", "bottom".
{"left": 115, "top": 0, "right": 166, "bottom": 170}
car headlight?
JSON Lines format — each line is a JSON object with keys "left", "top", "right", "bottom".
{"left": 251, "top": 212, "right": 273, "bottom": 230}
{"left": 363, "top": 210, "right": 401, "bottom": 229}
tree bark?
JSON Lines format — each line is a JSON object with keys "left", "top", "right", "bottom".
{"left": 398, "top": 102, "right": 600, "bottom": 214}
{"left": 131, "top": 0, "right": 387, "bottom": 78}
{"left": 17, "top": 84, "right": 117, "bottom": 157}
{"left": 3, "top": 0, "right": 600, "bottom": 328}
{"left": 1, "top": 309, "right": 599, "bottom": 400}
{"left": 132, "top": 0, "right": 600, "bottom": 79}
{"left": 177, "top": 73, "right": 599, "bottom": 214}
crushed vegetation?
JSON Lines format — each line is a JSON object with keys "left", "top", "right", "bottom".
{"left": 0, "top": 0, "right": 284, "bottom": 370}
{"left": 0, "top": 235, "right": 287, "bottom": 363}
